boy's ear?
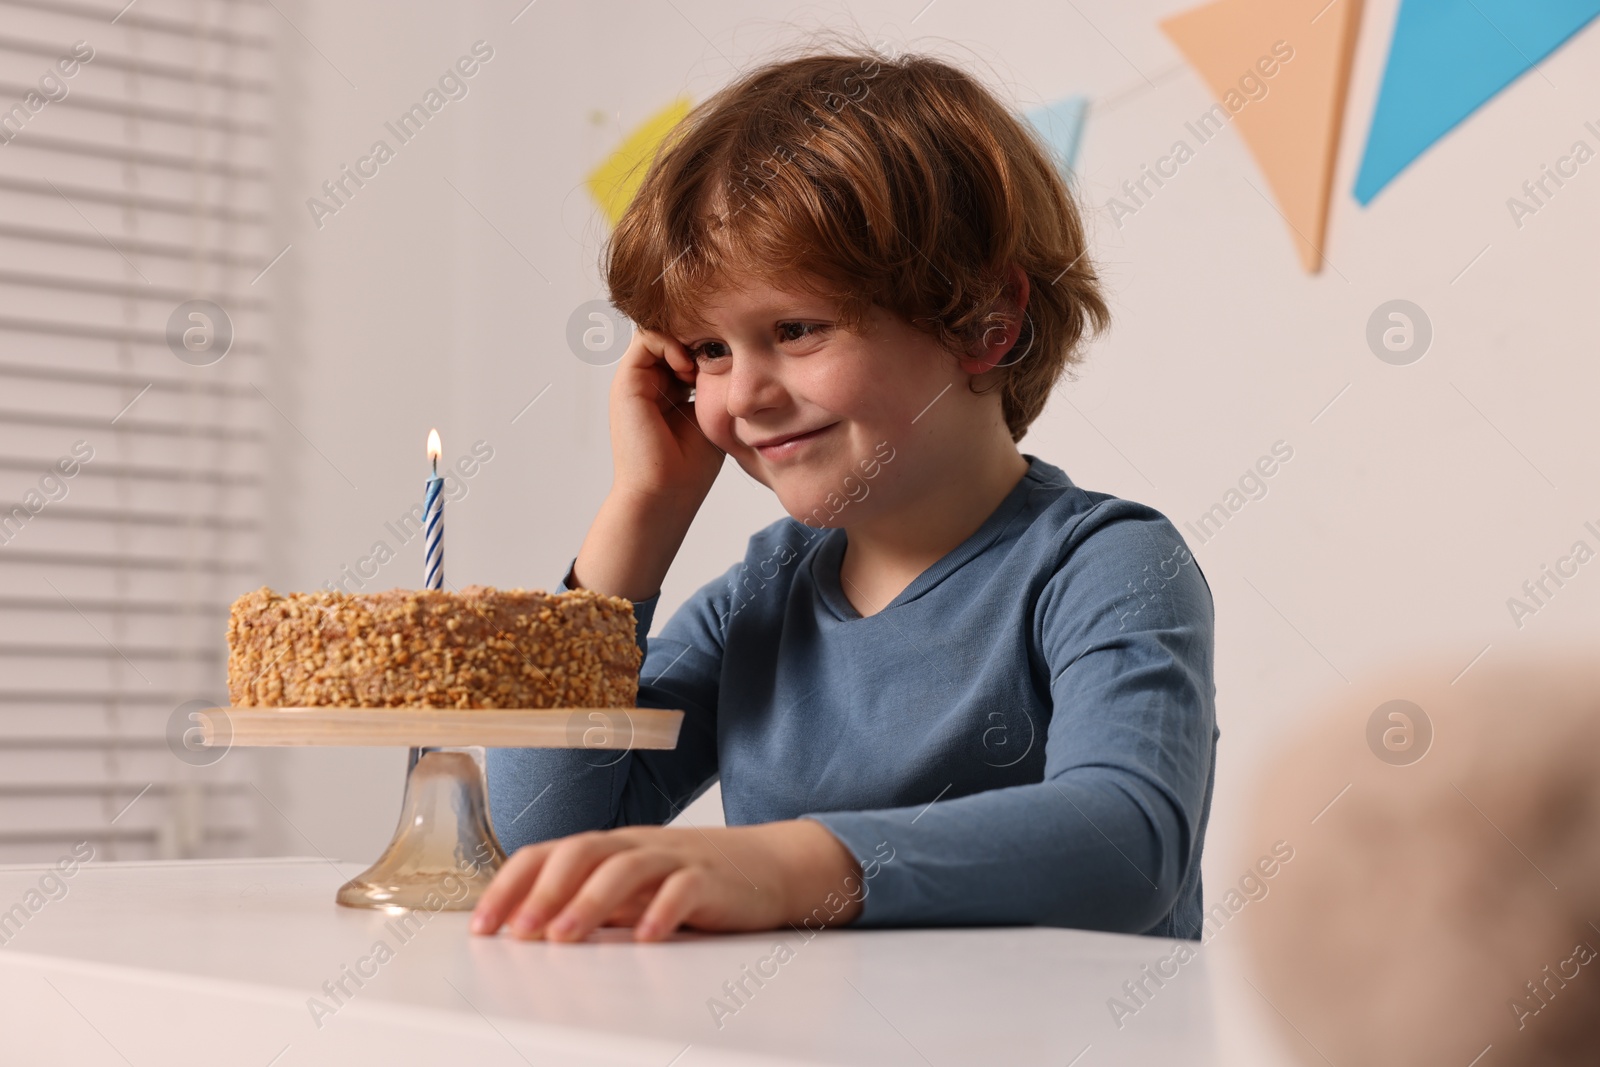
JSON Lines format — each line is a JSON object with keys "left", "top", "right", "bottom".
{"left": 957, "top": 266, "right": 1031, "bottom": 375}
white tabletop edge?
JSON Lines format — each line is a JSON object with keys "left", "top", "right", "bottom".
{"left": 0, "top": 856, "right": 349, "bottom": 873}
{"left": 0, "top": 945, "right": 820, "bottom": 1067}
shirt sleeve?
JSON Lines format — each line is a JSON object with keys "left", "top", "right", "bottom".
{"left": 802, "top": 506, "right": 1218, "bottom": 936}
{"left": 485, "top": 558, "right": 727, "bottom": 850}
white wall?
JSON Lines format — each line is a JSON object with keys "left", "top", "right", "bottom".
{"left": 263, "top": 0, "right": 1600, "bottom": 925}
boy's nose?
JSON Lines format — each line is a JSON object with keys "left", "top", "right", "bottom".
{"left": 723, "top": 352, "right": 784, "bottom": 419}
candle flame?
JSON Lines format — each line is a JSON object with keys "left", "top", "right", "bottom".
{"left": 426, "top": 428, "right": 441, "bottom": 463}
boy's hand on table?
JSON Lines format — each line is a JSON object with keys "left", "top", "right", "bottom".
{"left": 469, "top": 819, "right": 864, "bottom": 942}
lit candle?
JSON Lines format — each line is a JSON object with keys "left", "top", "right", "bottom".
{"left": 424, "top": 429, "right": 444, "bottom": 590}
{"left": 411, "top": 430, "right": 447, "bottom": 769}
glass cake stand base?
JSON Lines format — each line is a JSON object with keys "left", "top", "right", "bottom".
{"left": 199, "top": 706, "right": 685, "bottom": 913}
{"left": 335, "top": 746, "right": 507, "bottom": 911}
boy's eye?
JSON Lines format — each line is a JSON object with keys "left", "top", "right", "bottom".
{"left": 689, "top": 322, "right": 829, "bottom": 364}
{"left": 777, "top": 321, "right": 828, "bottom": 344}
{"left": 690, "top": 341, "right": 729, "bottom": 363}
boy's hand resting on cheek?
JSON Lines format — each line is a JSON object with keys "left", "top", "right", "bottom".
{"left": 469, "top": 819, "right": 864, "bottom": 941}
{"left": 569, "top": 327, "right": 725, "bottom": 604}
{"left": 610, "top": 326, "right": 724, "bottom": 508}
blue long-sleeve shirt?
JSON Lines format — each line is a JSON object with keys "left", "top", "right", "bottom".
{"left": 486, "top": 454, "right": 1218, "bottom": 938}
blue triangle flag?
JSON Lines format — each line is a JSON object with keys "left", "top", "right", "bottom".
{"left": 1355, "top": 0, "right": 1600, "bottom": 204}
{"left": 1025, "top": 95, "right": 1090, "bottom": 182}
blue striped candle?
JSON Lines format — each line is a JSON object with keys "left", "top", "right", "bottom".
{"left": 423, "top": 428, "right": 444, "bottom": 590}
{"left": 412, "top": 429, "right": 446, "bottom": 772}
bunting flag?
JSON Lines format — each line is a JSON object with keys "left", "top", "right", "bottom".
{"left": 586, "top": 97, "right": 693, "bottom": 226}
{"left": 1354, "top": 0, "right": 1600, "bottom": 204}
{"left": 1161, "top": 0, "right": 1363, "bottom": 273}
{"left": 1024, "top": 94, "right": 1091, "bottom": 181}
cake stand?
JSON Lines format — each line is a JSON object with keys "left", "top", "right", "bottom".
{"left": 199, "top": 706, "right": 683, "bottom": 911}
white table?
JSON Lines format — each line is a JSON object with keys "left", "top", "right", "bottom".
{"left": 0, "top": 858, "right": 1251, "bottom": 1066}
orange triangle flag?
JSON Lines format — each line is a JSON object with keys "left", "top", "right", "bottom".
{"left": 1160, "top": 0, "right": 1363, "bottom": 273}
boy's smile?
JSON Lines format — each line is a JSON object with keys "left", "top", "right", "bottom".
{"left": 743, "top": 421, "right": 839, "bottom": 463}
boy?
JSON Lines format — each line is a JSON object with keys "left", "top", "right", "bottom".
{"left": 473, "top": 45, "right": 1218, "bottom": 943}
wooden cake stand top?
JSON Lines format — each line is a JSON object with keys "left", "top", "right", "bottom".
{"left": 200, "top": 706, "right": 684, "bottom": 749}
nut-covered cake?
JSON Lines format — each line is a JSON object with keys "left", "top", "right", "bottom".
{"left": 226, "top": 585, "right": 641, "bottom": 709}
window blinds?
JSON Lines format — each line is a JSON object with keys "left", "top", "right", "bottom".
{"left": 0, "top": 0, "right": 273, "bottom": 862}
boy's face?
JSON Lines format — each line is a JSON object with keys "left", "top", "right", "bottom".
{"left": 674, "top": 275, "right": 986, "bottom": 527}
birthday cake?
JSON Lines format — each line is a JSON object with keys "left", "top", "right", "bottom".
{"left": 226, "top": 585, "right": 642, "bottom": 709}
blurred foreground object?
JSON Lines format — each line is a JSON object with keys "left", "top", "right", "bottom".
{"left": 1243, "top": 645, "right": 1600, "bottom": 1066}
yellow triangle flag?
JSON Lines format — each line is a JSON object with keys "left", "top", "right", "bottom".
{"left": 586, "top": 97, "right": 694, "bottom": 227}
{"left": 1161, "top": 0, "right": 1363, "bottom": 273}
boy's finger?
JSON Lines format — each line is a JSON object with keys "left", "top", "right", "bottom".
{"left": 658, "top": 373, "right": 694, "bottom": 408}
{"left": 469, "top": 843, "right": 553, "bottom": 934}
{"left": 635, "top": 866, "right": 708, "bottom": 941}
{"left": 544, "top": 849, "right": 682, "bottom": 942}
{"left": 627, "top": 328, "right": 695, "bottom": 384}
{"left": 659, "top": 338, "right": 698, "bottom": 383}
{"left": 508, "top": 831, "right": 631, "bottom": 937}
{"left": 603, "top": 883, "right": 659, "bottom": 926}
